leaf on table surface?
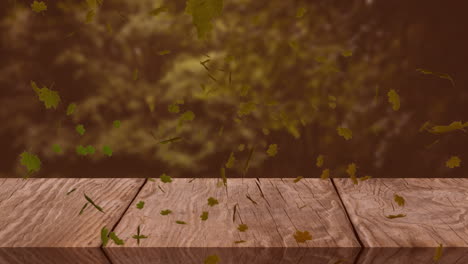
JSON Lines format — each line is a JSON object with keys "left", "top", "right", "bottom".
{"left": 136, "top": 201, "right": 145, "bottom": 209}
{"left": 84, "top": 193, "right": 104, "bottom": 213}
{"left": 394, "top": 194, "right": 405, "bottom": 207}
{"left": 160, "top": 209, "right": 172, "bottom": 215}
{"left": 293, "top": 176, "right": 303, "bottom": 183}
{"left": 237, "top": 224, "right": 248, "bottom": 232}
{"left": 109, "top": 232, "right": 124, "bottom": 245}
{"left": 225, "top": 152, "right": 236, "bottom": 168}
{"left": 386, "top": 214, "right": 406, "bottom": 219}
{"left": 208, "top": 197, "right": 219, "bottom": 206}
{"left": 160, "top": 173, "right": 172, "bottom": 183}
{"left": 66, "top": 103, "right": 76, "bottom": 116}
{"left": 200, "top": 211, "right": 209, "bottom": 221}
{"left": 102, "top": 145, "right": 113, "bottom": 157}
{"left": 294, "top": 230, "right": 312, "bottom": 243}
{"left": 101, "top": 226, "right": 109, "bottom": 247}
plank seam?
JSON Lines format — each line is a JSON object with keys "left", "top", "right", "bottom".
{"left": 99, "top": 178, "right": 148, "bottom": 263}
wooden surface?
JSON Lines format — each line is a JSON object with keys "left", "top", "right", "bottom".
{"left": 334, "top": 178, "right": 468, "bottom": 263}
{"left": 105, "top": 178, "right": 360, "bottom": 264}
{"left": 0, "top": 178, "right": 145, "bottom": 264}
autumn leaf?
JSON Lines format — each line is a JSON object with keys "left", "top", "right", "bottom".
{"left": 320, "top": 169, "right": 330, "bottom": 180}
{"left": 136, "top": 201, "right": 145, "bottom": 209}
{"left": 20, "top": 151, "right": 41, "bottom": 174}
{"left": 433, "top": 243, "right": 443, "bottom": 262}
{"left": 109, "top": 232, "right": 124, "bottom": 245}
{"left": 429, "top": 121, "right": 468, "bottom": 134}
{"left": 446, "top": 156, "right": 461, "bottom": 168}
{"left": 316, "top": 155, "right": 324, "bottom": 167}
{"left": 294, "top": 230, "right": 312, "bottom": 243}
{"left": 200, "top": 211, "right": 209, "bottom": 221}
{"left": 387, "top": 89, "right": 400, "bottom": 111}
{"left": 160, "top": 209, "right": 172, "bottom": 215}
{"left": 237, "top": 101, "right": 257, "bottom": 117}
{"left": 234, "top": 240, "right": 246, "bottom": 244}
{"left": 185, "top": 0, "right": 223, "bottom": 39}
{"left": 386, "top": 214, "right": 406, "bottom": 219}
{"left": 31, "top": 1, "right": 47, "bottom": 13}
{"left": 101, "top": 226, "right": 109, "bottom": 247}
{"left": 66, "top": 103, "right": 76, "bottom": 116}
{"left": 175, "top": 220, "right": 187, "bottom": 225}
{"left": 207, "top": 197, "right": 219, "bottom": 206}
{"left": 204, "top": 255, "right": 220, "bottom": 264}
{"left": 31, "top": 81, "right": 60, "bottom": 109}
{"left": 341, "top": 50, "right": 353, "bottom": 57}
{"left": 293, "top": 176, "right": 303, "bottom": 183}
{"left": 158, "top": 50, "right": 171, "bottom": 55}
{"left": 150, "top": 6, "right": 168, "bottom": 16}
{"left": 85, "top": 10, "right": 95, "bottom": 24}
{"left": 346, "top": 163, "right": 358, "bottom": 184}
{"left": 266, "top": 144, "right": 278, "bottom": 157}
{"left": 168, "top": 103, "right": 180, "bottom": 113}
{"left": 52, "top": 144, "right": 62, "bottom": 154}
{"left": 113, "top": 120, "right": 121, "bottom": 128}
{"left": 394, "top": 194, "right": 405, "bottom": 207}
{"left": 238, "top": 144, "right": 245, "bottom": 151}
{"left": 328, "top": 95, "right": 337, "bottom": 109}
{"left": 76, "top": 124, "right": 85, "bottom": 136}
{"left": 160, "top": 173, "right": 172, "bottom": 183}
{"left": 102, "top": 146, "right": 113, "bottom": 157}
{"left": 237, "top": 224, "right": 248, "bottom": 232}
{"left": 337, "top": 127, "right": 352, "bottom": 140}
{"left": 296, "top": 7, "right": 306, "bottom": 18}
{"left": 225, "top": 152, "right": 236, "bottom": 168}
{"left": 359, "top": 175, "right": 372, "bottom": 181}
{"left": 416, "top": 68, "right": 455, "bottom": 87}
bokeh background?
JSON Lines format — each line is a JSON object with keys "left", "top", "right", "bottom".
{"left": 1, "top": 0, "right": 467, "bottom": 178}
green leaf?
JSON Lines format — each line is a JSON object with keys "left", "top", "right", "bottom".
{"left": 446, "top": 156, "right": 461, "bottom": 168}
{"left": 293, "top": 230, "right": 312, "bottom": 243}
{"left": 31, "top": 1, "right": 47, "bottom": 13}
{"left": 237, "top": 224, "right": 248, "bottom": 232}
{"left": 394, "top": 194, "right": 405, "bottom": 207}
{"left": 76, "top": 145, "right": 88, "bottom": 156}
{"left": 52, "top": 144, "right": 62, "bottom": 154}
{"left": 136, "top": 201, "right": 145, "bottom": 209}
{"left": 175, "top": 220, "right": 187, "bottom": 225}
{"left": 204, "top": 255, "right": 220, "bottom": 264}
{"left": 132, "top": 225, "right": 148, "bottom": 245}
{"left": 113, "top": 120, "right": 121, "bottom": 128}
{"left": 66, "top": 103, "right": 77, "bottom": 116}
{"left": 200, "top": 211, "right": 209, "bottom": 221}
{"left": 320, "top": 169, "right": 330, "bottom": 180}
{"left": 220, "top": 167, "right": 227, "bottom": 186}
{"left": 266, "top": 144, "right": 278, "bottom": 157}
{"left": 101, "top": 226, "right": 110, "bottom": 247}
{"left": 86, "top": 145, "right": 95, "bottom": 155}
{"left": 102, "top": 145, "right": 113, "bottom": 157}
{"left": 160, "top": 173, "right": 172, "bottom": 183}
{"left": 109, "top": 232, "right": 124, "bottom": 245}
{"left": 225, "top": 152, "right": 236, "bottom": 168}
{"left": 76, "top": 124, "right": 86, "bottom": 136}
{"left": 20, "top": 151, "right": 41, "bottom": 174}
{"left": 207, "top": 197, "right": 219, "bottom": 207}
{"left": 84, "top": 193, "right": 104, "bottom": 213}
{"left": 385, "top": 214, "right": 406, "bottom": 219}
{"left": 160, "top": 209, "right": 172, "bottom": 215}
{"left": 185, "top": 0, "right": 223, "bottom": 39}
{"left": 337, "top": 127, "right": 352, "bottom": 140}
{"left": 31, "top": 81, "right": 60, "bottom": 109}
{"left": 387, "top": 89, "right": 400, "bottom": 111}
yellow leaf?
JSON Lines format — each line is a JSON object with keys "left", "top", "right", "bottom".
{"left": 346, "top": 163, "right": 358, "bottom": 184}
{"left": 320, "top": 169, "right": 330, "bottom": 180}
{"left": 316, "top": 155, "right": 324, "bottom": 168}
{"left": 31, "top": 1, "right": 47, "bottom": 13}
{"left": 293, "top": 176, "right": 303, "bottom": 183}
{"left": 394, "top": 194, "right": 405, "bottom": 207}
{"left": 337, "top": 127, "right": 352, "bottom": 140}
{"left": 386, "top": 214, "right": 406, "bottom": 219}
{"left": 387, "top": 89, "right": 400, "bottom": 111}
{"left": 446, "top": 156, "right": 461, "bottom": 168}
{"left": 293, "top": 230, "right": 312, "bottom": 243}
{"left": 433, "top": 244, "right": 443, "bottom": 262}
{"left": 266, "top": 144, "right": 278, "bottom": 157}
{"left": 430, "top": 121, "right": 468, "bottom": 134}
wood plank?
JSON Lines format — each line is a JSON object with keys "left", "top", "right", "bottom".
{"left": 0, "top": 178, "right": 145, "bottom": 264}
{"left": 334, "top": 178, "right": 468, "bottom": 264}
{"left": 105, "top": 178, "right": 360, "bottom": 264}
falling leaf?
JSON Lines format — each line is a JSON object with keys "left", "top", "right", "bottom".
{"left": 132, "top": 225, "right": 148, "bottom": 245}
{"left": 31, "top": 1, "right": 47, "bottom": 13}
{"left": 113, "top": 120, "right": 121, "bottom": 128}
{"left": 316, "top": 155, "right": 324, "bottom": 167}
{"left": 101, "top": 226, "right": 109, "bottom": 247}
{"left": 76, "top": 124, "right": 85, "bottom": 136}
{"left": 359, "top": 175, "right": 372, "bottom": 181}
{"left": 237, "top": 224, "right": 248, "bottom": 232}
{"left": 296, "top": 7, "right": 306, "bottom": 18}
{"left": 243, "top": 146, "right": 255, "bottom": 175}
{"left": 158, "top": 50, "right": 171, "bottom": 55}
{"left": 394, "top": 194, "right": 405, "bottom": 207}
{"left": 85, "top": 10, "right": 95, "bottom": 24}
{"left": 220, "top": 167, "right": 227, "bottom": 186}
{"left": 76, "top": 145, "right": 90, "bottom": 156}
{"left": 52, "top": 144, "right": 62, "bottom": 154}
{"left": 419, "top": 121, "right": 432, "bottom": 132}
{"left": 175, "top": 220, "right": 187, "bottom": 225}
{"left": 320, "top": 169, "right": 330, "bottom": 180}
{"left": 433, "top": 244, "right": 443, "bottom": 262}
{"left": 102, "top": 146, "right": 113, "bottom": 157}
{"left": 109, "top": 232, "right": 124, "bottom": 245}
{"left": 387, "top": 89, "right": 400, "bottom": 111}
{"left": 31, "top": 81, "right": 60, "bottom": 109}
{"left": 133, "top": 69, "right": 139, "bottom": 81}
{"left": 341, "top": 50, "right": 353, "bottom": 57}
{"left": 179, "top": 111, "right": 195, "bottom": 122}
{"left": 160, "top": 173, "right": 172, "bottom": 183}
{"left": 337, "top": 127, "right": 352, "bottom": 140}
{"left": 293, "top": 176, "right": 303, "bottom": 183}
{"left": 204, "top": 255, "right": 220, "bottom": 264}
{"left": 416, "top": 68, "right": 455, "bottom": 87}
{"left": 266, "top": 144, "right": 278, "bottom": 157}
{"left": 208, "top": 197, "right": 219, "bottom": 206}
{"left": 346, "top": 163, "right": 358, "bottom": 184}
{"left": 86, "top": 145, "right": 95, "bottom": 154}
{"left": 225, "top": 152, "right": 236, "bottom": 168}
{"left": 238, "top": 144, "right": 245, "bottom": 151}
{"left": 294, "top": 230, "right": 312, "bottom": 243}
{"left": 159, "top": 137, "right": 182, "bottom": 144}
{"left": 386, "top": 214, "right": 406, "bottom": 219}
{"left": 429, "top": 121, "right": 468, "bottom": 134}
{"left": 160, "top": 209, "right": 172, "bottom": 215}
{"left": 185, "top": 0, "right": 223, "bottom": 39}
{"left": 106, "top": 22, "right": 113, "bottom": 34}
{"left": 66, "top": 103, "right": 76, "bottom": 116}
{"left": 168, "top": 103, "right": 180, "bottom": 113}
{"left": 84, "top": 193, "right": 104, "bottom": 213}
{"left": 150, "top": 6, "right": 168, "bottom": 16}
{"left": 328, "top": 95, "right": 337, "bottom": 109}
{"left": 20, "top": 152, "right": 41, "bottom": 174}
{"left": 136, "top": 201, "right": 145, "bottom": 209}
{"left": 237, "top": 101, "right": 257, "bottom": 117}
{"left": 446, "top": 156, "right": 461, "bottom": 168}
{"left": 200, "top": 211, "right": 209, "bottom": 221}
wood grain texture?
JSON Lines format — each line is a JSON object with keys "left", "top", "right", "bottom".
{"left": 0, "top": 178, "right": 145, "bottom": 264}
{"left": 356, "top": 247, "right": 468, "bottom": 264}
{"left": 105, "top": 178, "right": 360, "bottom": 264}
{"left": 334, "top": 178, "right": 468, "bottom": 249}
